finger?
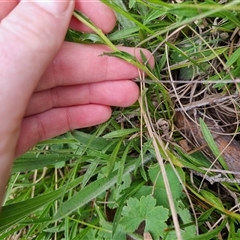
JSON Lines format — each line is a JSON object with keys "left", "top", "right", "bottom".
{"left": 16, "top": 105, "right": 112, "bottom": 157}
{"left": 36, "top": 43, "right": 155, "bottom": 91}
{"left": 0, "top": 0, "right": 116, "bottom": 33}
{"left": 71, "top": 0, "right": 116, "bottom": 33}
{"left": 0, "top": 1, "right": 18, "bottom": 20}
{"left": 26, "top": 80, "right": 139, "bottom": 116}
{"left": 0, "top": 0, "right": 74, "bottom": 143}
{"left": 0, "top": 0, "right": 74, "bottom": 203}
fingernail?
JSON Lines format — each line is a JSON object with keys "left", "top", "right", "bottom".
{"left": 34, "top": 0, "right": 73, "bottom": 18}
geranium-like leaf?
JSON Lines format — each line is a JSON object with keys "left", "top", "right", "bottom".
{"left": 121, "top": 195, "right": 169, "bottom": 238}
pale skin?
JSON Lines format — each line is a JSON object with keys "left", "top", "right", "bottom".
{"left": 0, "top": 0, "right": 154, "bottom": 207}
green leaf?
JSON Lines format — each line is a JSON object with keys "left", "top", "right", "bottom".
{"left": 148, "top": 164, "right": 184, "bottom": 208}
{"left": 13, "top": 153, "right": 76, "bottom": 173}
{"left": 116, "top": 141, "right": 133, "bottom": 186}
{"left": 101, "top": 0, "right": 152, "bottom": 33}
{"left": 38, "top": 138, "right": 78, "bottom": 145}
{"left": 144, "top": 9, "right": 166, "bottom": 24}
{"left": 65, "top": 29, "right": 74, "bottom": 42}
{"left": 71, "top": 130, "right": 118, "bottom": 152}
{"left": 111, "top": 0, "right": 136, "bottom": 28}
{"left": 112, "top": 180, "right": 145, "bottom": 237}
{"left": 102, "top": 50, "right": 158, "bottom": 81}
{"left": 103, "top": 128, "right": 139, "bottom": 138}
{"left": 106, "top": 139, "right": 122, "bottom": 177}
{"left": 187, "top": 218, "right": 228, "bottom": 240}
{"left": 226, "top": 47, "right": 240, "bottom": 68}
{"left": 81, "top": 159, "right": 100, "bottom": 189}
{"left": 0, "top": 174, "right": 88, "bottom": 233}
{"left": 0, "top": 189, "right": 62, "bottom": 232}
{"left": 129, "top": 0, "right": 136, "bottom": 8}
{"left": 169, "top": 7, "right": 199, "bottom": 19}
{"left": 165, "top": 200, "right": 195, "bottom": 239}
{"left": 75, "top": 33, "right": 104, "bottom": 44}
{"left": 54, "top": 154, "right": 153, "bottom": 221}
{"left": 222, "top": 10, "right": 240, "bottom": 29}
{"left": 120, "top": 195, "right": 169, "bottom": 238}
{"left": 200, "top": 190, "right": 224, "bottom": 209}
{"left": 108, "top": 27, "right": 139, "bottom": 41}
{"left": 199, "top": 118, "right": 228, "bottom": 169}
{"left": 73, "top": 10, "right": 118, "bottom": 51}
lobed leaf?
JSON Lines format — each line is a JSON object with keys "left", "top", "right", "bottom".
{"left": 121, "top": 195, "right": 169, "bottom": 238}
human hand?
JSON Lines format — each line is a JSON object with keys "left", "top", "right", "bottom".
{"left": 0, "top": 0, "right": 154, "bottom": 204}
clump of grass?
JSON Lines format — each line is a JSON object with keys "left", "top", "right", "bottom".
{"left": 1, "top": 1, "right": 240, "bottom": 239}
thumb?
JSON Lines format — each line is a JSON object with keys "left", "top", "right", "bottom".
{"left": 1, "top": 0, "right": 74, "bottom": 96}
{"left": 0, "top": 0, "right": 74, "bottom": 205}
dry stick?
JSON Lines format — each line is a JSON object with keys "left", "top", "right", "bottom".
{"left": 165, "top": 43, "right": 200, "bottom": 235}
{"left": 142, "top": 111, "right": 182, "bottom": 240}
{"left": 174, "top": 93, "right": 239, "bottom": 112}
{"left": 134, "top": 79, "right": 240, "bottom": 84}
{"left": 139, "top": 70, "right": 145, "bottom": 180}
{"left": 139, "top": 98, "right": 182, "bottom": 240}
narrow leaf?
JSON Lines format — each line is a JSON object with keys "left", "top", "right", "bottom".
{"left": 103, "top": 128, "right": 139, "bottom": 138}
{"left": 187, "top": 218, "right": 227, "bottom": 240}
{"left": 226, "top": 47, "right": 240, "bottom": 68}
{"left": 106, "top": 139, "right": 122, "bottom": 177}
{"left": 81, "top": 159, "right": 100, "bottom": 189}
{"left": 71, "top": 130, "right": 118, "bottom": 152}
{"left": 0, "top": 176, "right": 85, "bottom": 232}
{"left": 200, "top": 190, "right": 224, "bottom": 209}
{"left": 144, "top": 9, "right": 166, "bottom": 24}
{"left": 199, "top": 118, "right": 228, "bottom": 169}
{"left": 54, "top": 154, "right": 153, "bottom": 221}
{"left": 13, "top": 154, "right": 76, "bottom": 173}
{"left": 0, "top": 190, "right": 62, "bottom": 232}
{"left": 129, "top": 0, "right": 136, "bottom": 8}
